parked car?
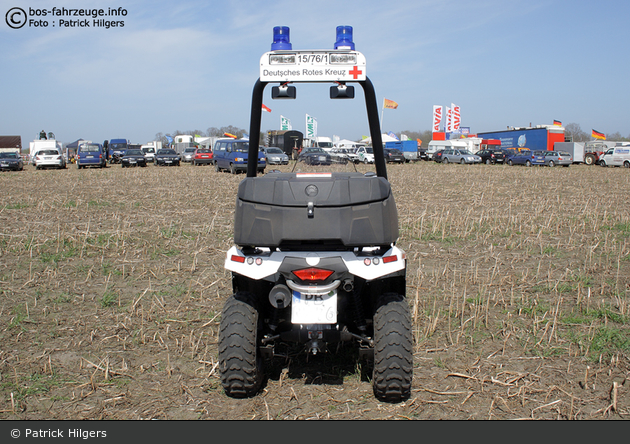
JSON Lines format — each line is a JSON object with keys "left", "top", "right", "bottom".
{"left": 261, "top": 146, "right": 289, "bottom": 165}
{"left": 475, "top": 149, "right": 506, "bottom": 165}
{"left": 440, "top": 148, "right": 481, "bottom": 164}
{"left": 141, "top": 146, "right": 156, "bottom": 163}
{"left": 33, "top": 149, "right": 66, "bottom": 170}
{"left": 0, "top": 151, "right": 24, "bottom": 171}
{"left": 298, "top": 147, "right": 332, "bottom": 165}
{"left": 328, "top": 147, "right": 352, "bottom": 164}
{"left": 432, "top": 149, "right": 445, "bottom": 162}
{"left": 192, "top": 148, "right": 213, "bottom": 166}
{"left": 355, "top": 146, "right": 374, "bottom": 164}
{"left": 76, "top": 143, "right": 107, "bottom": 169}
{"left": 121, "top": 148, "right": 148, "bottom": 167}
{"left": 154, "top": 148, "right": 181, "bottom": 166}
{"left": 543, "top": 150, "right": 572, "bottom": 167}
{"left": 504, "top": 148, "right": 533, "bottom": 166}
{"left": 383, "top": 148, "right": 405, "bottom": 163}
{"left": 181, "top": 147, "right": 197, "bottom": 163}
{"left": 531, "top": 150, "right": 547, "bottom": 166}
{"left": 213, "top": 138, "right": 266, "bottom": 174}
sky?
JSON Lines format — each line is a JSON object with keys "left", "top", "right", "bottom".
{"left": 2, "top": 0, "right": 629, "bottom": 147}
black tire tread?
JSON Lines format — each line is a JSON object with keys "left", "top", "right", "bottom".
{"left": 218, "top": 292, "right": 262, "bottom": 398}
{"left": 372, "top": 293, "right": 413, "bottom": 403}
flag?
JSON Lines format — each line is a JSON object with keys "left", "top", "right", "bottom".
{"left": 306, "top": 114, "right": 317, "bottom": 138}
{"left": 262, "top": 104, "right": 271, "bottom": 113}
{"left": 417, "top": 138, "right": 422, "bottom": 147}
{"left": 446, "top": 107, "right": 452, "bottom": 133}
{"left": 387, "top": 131, "right": 399, "bottom": 141}
{"left": 383, "top": 98, "right": 398, "bottom": 109}
{"left": 553, "top": 120, "right": 562, "bottom": 126}
{"left": 165, "top": 135, "right": 173, "bottom": 146}
{"left": 223, "top": 133, "right": 237, "bottom": 138}
{"left": 432, "top": 106, "right": 443, "bottom": 132}
{"left": 281, "top": 116, "right": 291, "bottom": 131}
{"left": 401, "top": 134, "right": 409, "bottom": 141}
{"left": 592, "top": 129, "right": 606, "bottom": 140}
{"left": 451, "top": 103, "right": 461, "bottom": 131}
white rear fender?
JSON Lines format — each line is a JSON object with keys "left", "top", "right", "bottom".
{"left": 224, "top": 245, "right": 406, "bottom": 281}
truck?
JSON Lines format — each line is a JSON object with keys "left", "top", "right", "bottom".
{"left": 172, "top": 134, "right": 197, "bottom": 157}
{"left": 29, "top": 138, "right": 63, "bottom": 164}
{"left": 558, "top": 140, "right": 629, "bottom": 165}
{"left": 140, "top": 140, "right": 163, "bottom": 162}
{"left": 267, "top": 130, "right": 303, "bottom": 159}
{"left": 105, "top": 138, "right": 130, "bottom": 163}
{"left": 477, "top": 125, "right": 565, "bottom": 153}
{"left": 385, "top": 140, "right": 419, "bottom": 162}
{"left": 305, "top": 136, "right": 334, "bottom": 151}
{"left": 0, "top": 135, "right": 22, "bottom": 155}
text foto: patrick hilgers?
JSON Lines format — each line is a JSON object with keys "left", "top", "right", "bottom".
{"left": 55, "top": 18, "right": 124, "bottom": 28}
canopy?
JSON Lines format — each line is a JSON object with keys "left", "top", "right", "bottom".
{"left": 360, "top": 134, "right": 399, "bottom": 145}
{"left": 65, "top": 139, "right": 86, "bottom": 149}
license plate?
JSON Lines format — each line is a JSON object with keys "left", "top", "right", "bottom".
{"left": 291, "top": 290, "right": 337, "bottom": 324}
{"left": 1, "top": 162, "right": 8, "bottom": 166}
{"left": 130, "top": 160, "right": 136, "bottom": 163}
{"left": 165, "top": 160, "right": 172, "bottom": 163}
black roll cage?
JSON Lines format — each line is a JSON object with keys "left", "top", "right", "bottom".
{"left": 246, "top": 78, "right": 388, "bottom": 180}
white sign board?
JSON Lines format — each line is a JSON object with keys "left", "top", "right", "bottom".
{"left": 260, "top": 50, "right": 367, "bottom": 83}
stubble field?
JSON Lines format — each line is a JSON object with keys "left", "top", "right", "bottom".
{"left": 0, "top": 160, "right": 628, "bottom": 420}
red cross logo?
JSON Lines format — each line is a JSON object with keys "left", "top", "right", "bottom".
{"left": 349, "top": 66, "right": 362, "bottom": 79}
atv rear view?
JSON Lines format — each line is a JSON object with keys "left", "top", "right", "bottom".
{"left": 218, "top": 26, "right": 413, "bottom": 403}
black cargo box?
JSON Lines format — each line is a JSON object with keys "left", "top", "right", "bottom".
{"left": 233, "top": 172, "right": 399, "bottom": 249}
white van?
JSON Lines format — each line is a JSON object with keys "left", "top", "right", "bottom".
{"left": 426, "top": 140, "right": 468, "bottom": 160}
{"left": 599, "top": 146, "right": 630, "bottom": 168}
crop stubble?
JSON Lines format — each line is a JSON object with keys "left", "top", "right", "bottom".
{"left": 0, "top": 162, "right": 628, "bottom": 420}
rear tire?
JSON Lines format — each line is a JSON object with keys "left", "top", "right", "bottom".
{"left": 218, "top": 292, "right": 263, "bottom": 398}
{"left": 372, "top": 293, "right": 413, "bottom": 403}
{"left": 525, "top": 160, "right": 532, "bottom": 167}
{"left": 624, "top": 161, "right": 630, "bottom": 168}
{"left": 585, "top": 154, "right": 595, "bottom": 165}
{"left": 548, "top": 160, "right": 555, "bottom": 167}
{"left": 443, "top": 158, "right": 449, "bottom": 164}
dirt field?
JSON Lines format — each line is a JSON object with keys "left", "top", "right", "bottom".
{"left": 0, "top": 160, "right": 628, "bottom": 420}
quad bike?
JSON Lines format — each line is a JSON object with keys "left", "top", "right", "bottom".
{"left": 218, "top": 26, "right": 413, "bottom": 403}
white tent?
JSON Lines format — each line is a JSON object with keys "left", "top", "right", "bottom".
{"left": 334, "top": 138, "right": 362, "bottom": 148}
{"left": 361, "top": 134, "right": 399, "bottom": 145}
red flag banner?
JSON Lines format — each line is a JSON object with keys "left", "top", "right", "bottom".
{"left": 592, "top": 129, "right": 606, "bottom": 140}
{"left": 224, "top": 133, "right": 237, "bottom": 138}
{"left": 432, "top": 105, "right": 442, "bottom": 132}
{"left": 262, "top": 104, "right": 272, "bottom": 113}
{"left": 553, "top": 120, "right": 562, "bottom": 126}
{"left": 383, "top": 98, "right": 398, "bottom": 109}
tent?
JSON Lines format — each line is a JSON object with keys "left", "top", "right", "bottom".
{"left": 360, "top": 133, "right": 399, "bottom": 145}
{"left": 65, "top": 139, "right": 86, "bottom": 149}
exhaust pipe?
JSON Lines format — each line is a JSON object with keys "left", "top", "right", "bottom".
{"left": 269, "top": 284, "right": 292, "bottom": 309}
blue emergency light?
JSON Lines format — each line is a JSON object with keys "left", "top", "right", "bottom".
{"left": 271, "top": 26, "right": 291, "bottom": 50}
{"left": 334, "top": 26, "right": 355, "bottom": 50}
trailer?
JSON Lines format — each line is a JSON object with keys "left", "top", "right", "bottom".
{"left": 477, "top": 125, "right": 565, "bottom": 152}
{"left": 267, "top": 130, "right": 303, "bottom": 159}
{"left": 554, "top": 142, "right": 585, "bottom": 163}
{"left": 385, "top": 140, "right": 419, "bottom": 162}
{"left": 0, "top": 136, "right": 22, "bottom": 154}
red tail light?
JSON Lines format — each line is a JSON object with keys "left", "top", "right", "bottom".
{"left": 382, "top": 255, "right": 398, "bottom": 264}
{"left": 292, "top": 267, "right": 334, "bottom": 282}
